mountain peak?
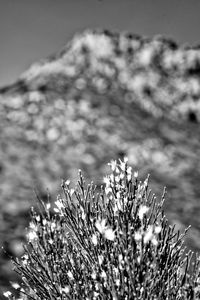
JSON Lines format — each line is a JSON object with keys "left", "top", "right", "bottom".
{"left": 2, "top": 29, "right": 200, "bottom": 121}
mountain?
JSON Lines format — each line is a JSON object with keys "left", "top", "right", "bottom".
{"left": 1, "top": 28, "right": 200, "bottom": 294}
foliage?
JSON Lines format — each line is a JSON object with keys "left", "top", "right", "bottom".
{"left": 4, "top": 158, "right": 200, "bottom": 299}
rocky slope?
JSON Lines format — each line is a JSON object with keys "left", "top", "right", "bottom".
{"left": 1, "top": 29, "right": 200, "bottom": 295}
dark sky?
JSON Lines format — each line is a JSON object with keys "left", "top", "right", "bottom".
{"left": 1, "top": 0, "right": 200, "bottom": 86}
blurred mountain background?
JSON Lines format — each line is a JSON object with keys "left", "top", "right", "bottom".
{"left": 1, "top": 29, "right": 200, "bottom": 295}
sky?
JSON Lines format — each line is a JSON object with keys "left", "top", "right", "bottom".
{"left": 0, "top": 0, "right": 200, "bottom": 87}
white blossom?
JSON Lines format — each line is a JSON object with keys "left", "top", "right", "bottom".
{"left": 151, "top": 236, "right": 158, "bottom": 246}
{"left": 55, "top": 199, "right": 64, "bottom": 210}
{"left": 116, "top": 279, "right": 120, "bottom": 286}
{"left": 35, "top": 215, "right": 41, "bottom": 222}
{"left": 134, "top": 231, "right": 142, "bottom": 241}
{"left": 110, "top": 174, "right": 114, "bottom": 182}
{"left": 29, "top": 222, "right": 37, "bottom": 230}
{"left": 124, "top": 157, "right": 128, "bottom": 163}
{"left": 116, "top": 192, "right": 121, "bottom": 199}
{"left": 118, "top": 254, "right": 123, "bottom": 262}
{"left": 70, "top": 188, "right": 75, "bottom": 196}
{"left": 155, "top": 225, "right": 162, "bottom": 234}
{"left": 144, "top": 225, "right": 153, "bottom": 244}
{"left": 138, "top": 205, "right": 149, "bottom": 220}
{"left": 3, "top": 291, "right": 12, "bottom": 298}
{"left": 27, "top": 230, "right": 38, "bottom": 241}
{"left": 108, "top": 160, "right": 117, "bottom": 171}
{"left": 98, "top": 255, "right": 104, "bottom": 265}
{"left": 91, "top": 271, "right": 97, "bottom": 279}
{"left": 91, "top": 234, "right": 98, "bottom": 245}
{"left": 42, "top": 219, "right": 47, "bottom": 226}
{"left": 62, "top": 286, "right": 70, "bottom": 294}
{"left": 101, "top": 270, "right": 107, "bottom": 278}
{"left": 95, "top": 219, "right": 107, "bottom": 234}
{"left": 104, "top": 228, "right": 115, "bottom": 241}
{"left": 11, "top": 282, "right": 20, "bottom": 289}
{"left": 46, "top": 203, "right": 51, "bottom": 210}
{"left": 50, "top": 222, "right": 56, "bottom": 231}
{"left": 67, "top": 270, "right": 74, "bottom": 279}
{"left": 65, "top": 179, "right": 70, "bottom": 186}
{"left": 105, "top": 186, "right": 112, "bottom": 195}
{"left": 95, "top": 219, "right": 115, "bottom": 241}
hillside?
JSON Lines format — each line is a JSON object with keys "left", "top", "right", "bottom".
{"left": 1, "top": 29, "right": 200, "bottom": 295}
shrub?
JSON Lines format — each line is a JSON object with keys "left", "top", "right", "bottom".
{"left": 4, "top": 158, "right": 200, "bottom": 299}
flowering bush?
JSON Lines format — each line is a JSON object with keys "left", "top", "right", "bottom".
{"left": 4, "top": 158, "right": 200, "bottom": 299}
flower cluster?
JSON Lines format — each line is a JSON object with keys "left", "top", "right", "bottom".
{"left": 4, "top": 158, "right": 200, "bottom": 299}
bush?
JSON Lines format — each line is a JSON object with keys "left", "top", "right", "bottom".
{"left": 4, "top": 158, "right": 200, "bottom": 299}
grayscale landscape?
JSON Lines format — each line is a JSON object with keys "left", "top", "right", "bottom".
{"left": 1, "top": 29, "right": 200, "bottom": 295}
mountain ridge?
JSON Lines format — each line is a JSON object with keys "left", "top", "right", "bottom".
{"left": 2, "top": 28, "right": 200, "bottom": 121}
